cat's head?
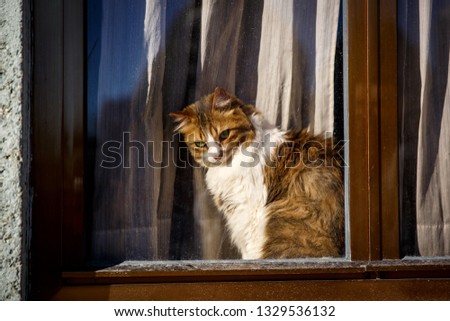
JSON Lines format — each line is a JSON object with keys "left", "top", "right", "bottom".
{"left": 170, "top": 87, "right": 257, "bottom": 167}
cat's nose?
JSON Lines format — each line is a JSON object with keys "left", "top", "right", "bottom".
{"left": 206, "top": 142, "right": 223, "bottom": 161}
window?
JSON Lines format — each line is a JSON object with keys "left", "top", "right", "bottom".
{"left": 87, "top": 0, "right": 345, "bottom": 263}
{"left": 31, "top": 0, "right": 450, "bottom": 300}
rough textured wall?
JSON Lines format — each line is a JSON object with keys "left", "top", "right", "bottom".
{"left": 0, "top": 0, "right": 30, "bottom": 300}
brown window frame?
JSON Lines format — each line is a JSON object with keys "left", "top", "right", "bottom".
{"left": 30, "top": 0, "right": 450, "bottom": 300}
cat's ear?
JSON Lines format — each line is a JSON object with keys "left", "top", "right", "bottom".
{"left": 169, "top": 108, "right": 195, "bottom": 132}
{"left": 212, "top": 87, "right": 240, "bottom": 109}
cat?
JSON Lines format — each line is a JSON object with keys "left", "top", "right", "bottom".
{"left": 170, "top": 87, "right": 344, "bottom": 259}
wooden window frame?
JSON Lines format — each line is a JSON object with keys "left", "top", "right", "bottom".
{"left": 30, "top": 0, "right": 450, "bottom": 300}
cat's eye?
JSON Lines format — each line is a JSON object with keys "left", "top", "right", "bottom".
{"left": 195, "top": 141, "right": 207, "bottom": 148}
{"left": 219, "top": 129, "right": 230, "bottom": 140}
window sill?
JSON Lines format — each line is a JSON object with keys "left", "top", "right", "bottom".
{"left": 53, "top": 259, "right": 450, "bottom": 300}
{"left": 62, "top": 258, "right": 450, "bottom": 285}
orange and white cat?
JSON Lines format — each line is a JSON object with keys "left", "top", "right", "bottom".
{"left": 170, "top": 87, "right": 344, "bottom": 259}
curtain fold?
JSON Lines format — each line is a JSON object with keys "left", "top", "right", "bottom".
{"left": 91, "top": 0, "right": 341, "bottom": 262}
{"left": 314, "top": 0, "right": 340, "bottom": 134}
{"left": 256, "top": 0, "right": 296, "bottom": 129}
{"left": 142, "top": 0, "right": 167, "bottom": 259}
{"left": 255, "top": 0, "right": 338, "bottom": 133}
{"left": 416, "top": 0, "right": 450, "bottom": 256}
{"left": 194, "top": 0, "right": 246, "bottom": 259}
{"left": 399, "top": 0, "right": 450, "bottom": 256}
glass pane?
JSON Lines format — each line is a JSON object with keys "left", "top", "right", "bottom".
{"left": 398, "top": 0, "right": 450, "bottom": 257}
{"left": 87, "top": 0, "right": 346, "bottom": 264}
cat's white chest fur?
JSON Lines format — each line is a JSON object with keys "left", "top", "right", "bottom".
{"left": 205, "top": 113, "right": 284, "bottom": 259}
{"left": 205, "top": 149, "right": 268, "bottom": 259}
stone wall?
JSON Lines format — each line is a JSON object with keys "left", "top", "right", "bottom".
{"left": 0, "top": 0, "right": 30, "bottom": 300}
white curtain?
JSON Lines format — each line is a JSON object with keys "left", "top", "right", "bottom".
{"left": 399, "top": 0, "right": 450, "bottom": 256}
{"left": 191, "top": 0, "right": 340, "bottom": 259}
{"left": 255, "top": 0, "right": 339, "bottom": 132}
{"left": 92, "top": 0, "right": 341, "bottom": 262}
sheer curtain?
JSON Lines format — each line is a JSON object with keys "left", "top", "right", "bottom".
{"left": 399, "top": 0, "right": 450, "bottom": 256}
{"left": 91, "top": 0, "right": 341, "bottom": 262}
